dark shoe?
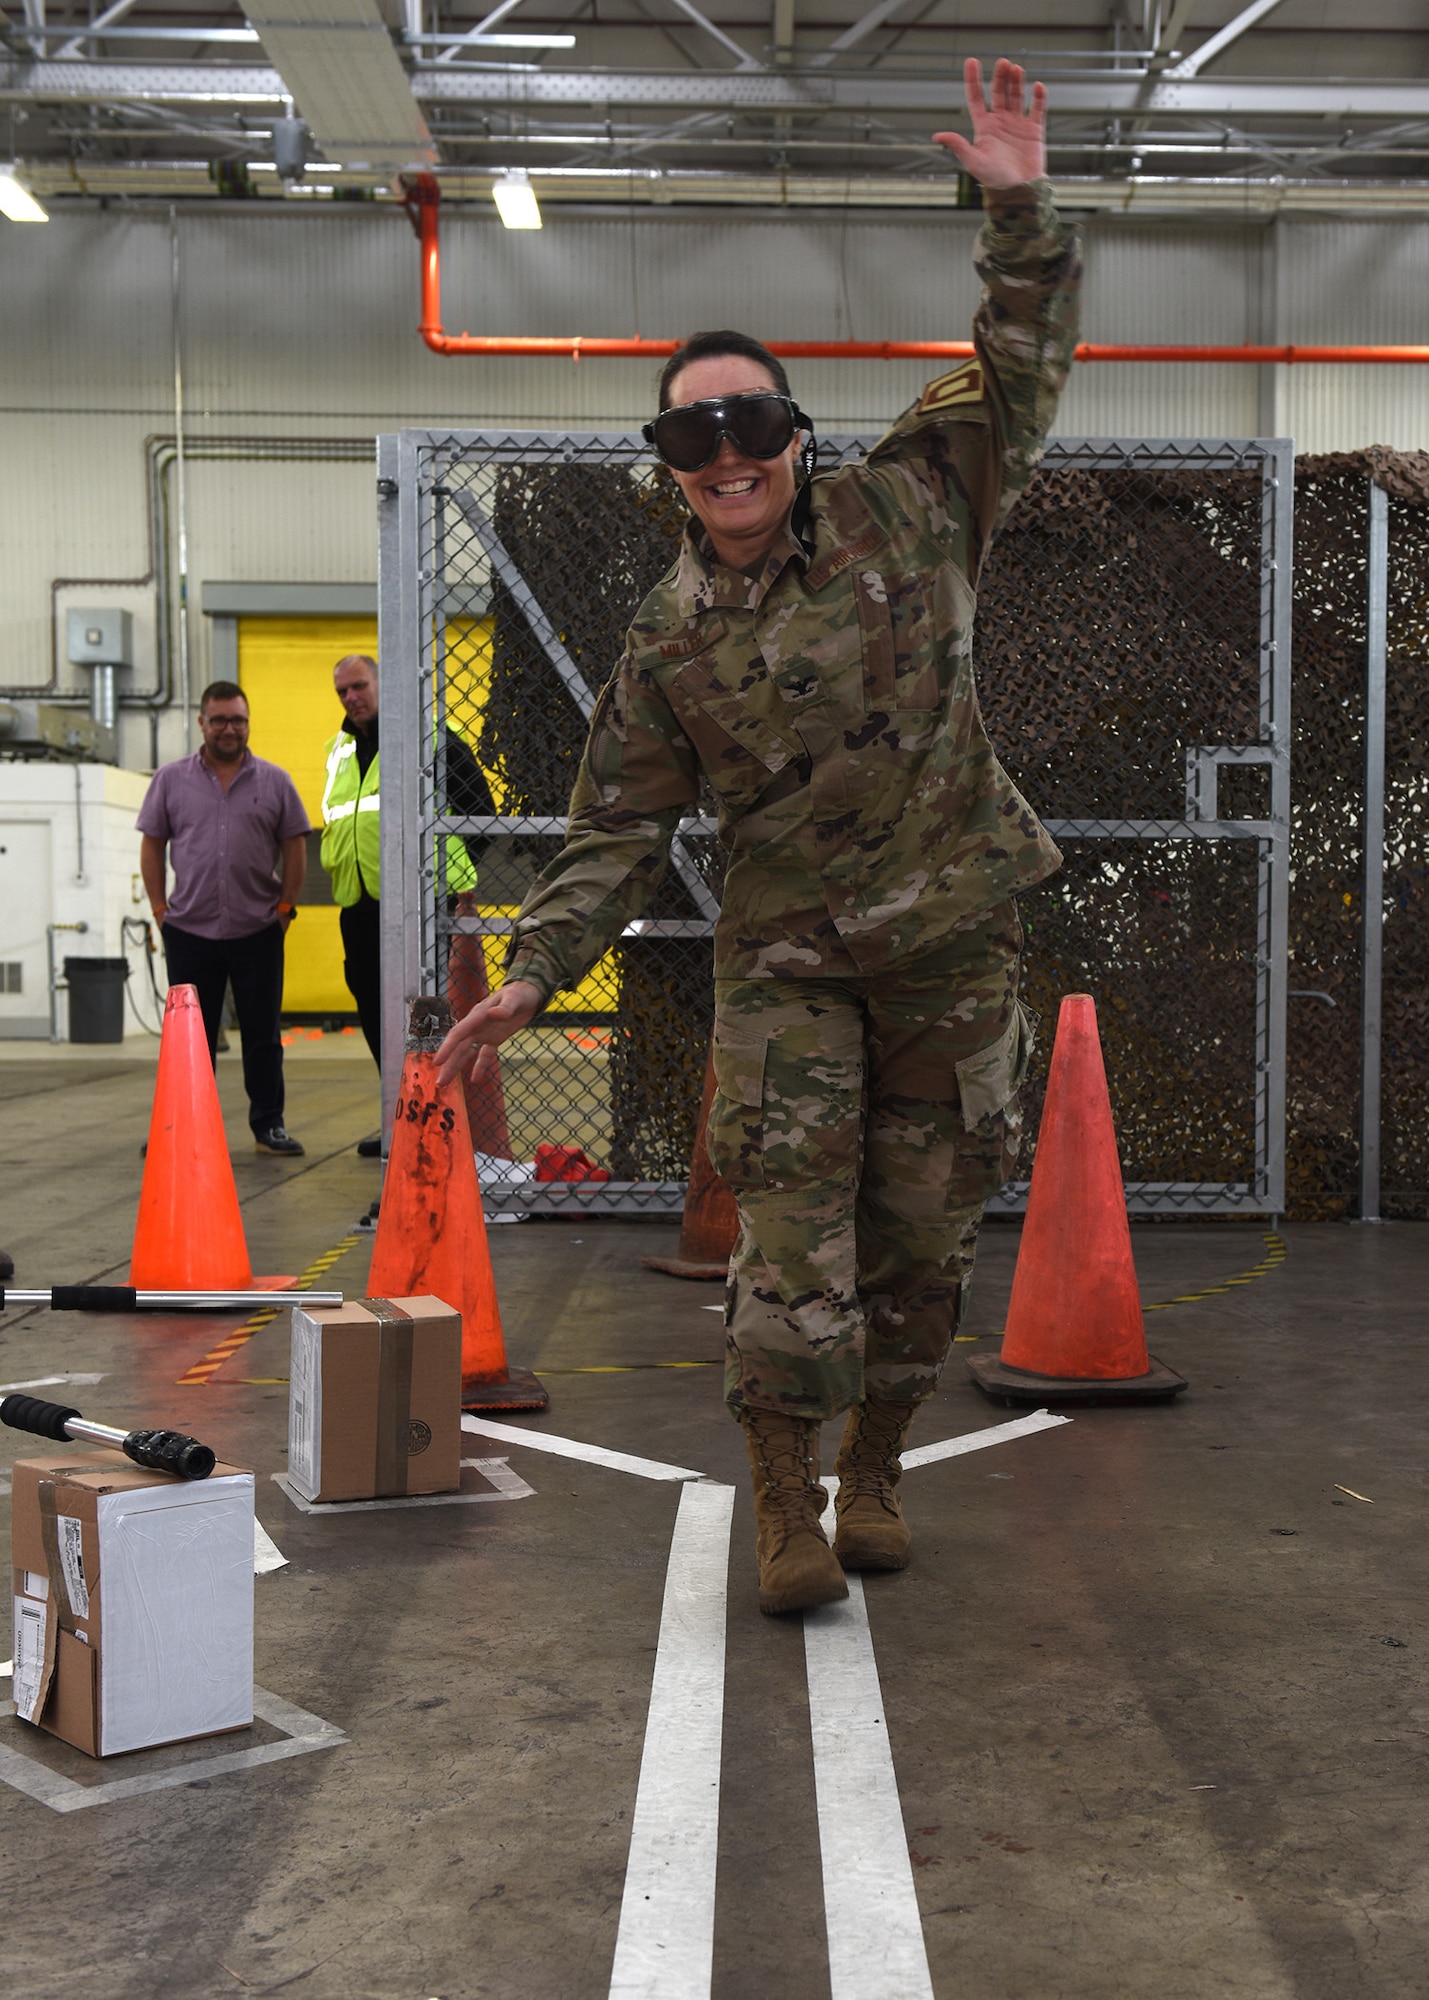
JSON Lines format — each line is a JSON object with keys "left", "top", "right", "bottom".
{"left": 356, "top": 1133, "right": 383, "bottom": 1158}
{"left": 0, "top": 1248, "right": 13, "bottom": 1281}
{"left": 254, "top": 1125, "right": 305, "bottom": 1157}
{"left": 833, "top": 1396, "right": 917, "bottom": 1572}
{"left": 740, "top": 1407, "right": 848, "bottom": 1616}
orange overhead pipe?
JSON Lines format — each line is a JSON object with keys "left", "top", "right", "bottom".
{"left": 402, "top": 174, "right": 1429, "bottom": 366}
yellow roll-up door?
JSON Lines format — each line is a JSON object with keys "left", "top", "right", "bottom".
{"left": 238, "top": 615, "right": 376, "bottom": 1014}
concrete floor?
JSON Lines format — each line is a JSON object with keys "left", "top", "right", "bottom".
{"left": 1, "top": 1047, "right": 1427, "bottom": 2000}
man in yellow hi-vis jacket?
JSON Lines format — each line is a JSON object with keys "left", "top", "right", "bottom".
{"left": 321, "top": 654, "right": 493, "bottom": 1086}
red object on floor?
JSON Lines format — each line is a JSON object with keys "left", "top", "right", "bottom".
{"left": 130, "top": 984, "right": 255, "bottom": 1289}
{"left": 1001, "top": 993, "right": 1149, "bottom": 1379}
{"left": 534, "top": 1144, "right": 612, "bottom": 1183}
{"left": 368, "top": 997, "right": 547, "bottom": 1411}
{"left": 966, "top": 993, "right": 1186, "bottom": 1405}
{"left": 642, "top": 1037, "right": 738, "bottom": 1280}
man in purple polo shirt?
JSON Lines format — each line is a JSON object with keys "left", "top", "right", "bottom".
{"left": 137, "top": 680, "right": 310, "bottom": 1156}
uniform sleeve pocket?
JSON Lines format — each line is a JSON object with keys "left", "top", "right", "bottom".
{"left": 955, "top": 1003, "right": 1035, "bottom": 1132}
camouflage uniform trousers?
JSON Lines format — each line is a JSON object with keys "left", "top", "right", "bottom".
{"left": 707, "top": 901, "right": 1031, "bottom": 1422}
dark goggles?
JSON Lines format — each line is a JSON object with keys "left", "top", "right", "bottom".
{"left": 643, "top": 391, "right": 810, "bottom": 473}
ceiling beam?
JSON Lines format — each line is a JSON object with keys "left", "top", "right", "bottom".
{"left": 7, "top": 59, "right": 1429, "bottom": 123}
{"left": 664, "top": 0, "right": 764, "bottom": 71}
{"left": 807, "top": 0, "right": 910, "bottom": 71}
{"left": 1163, "top": 0, "right": 1286, "bottom": 82}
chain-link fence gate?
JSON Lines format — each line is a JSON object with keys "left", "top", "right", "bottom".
{"left": 376, "top": 430, "right": 1291, "bottom": 1220}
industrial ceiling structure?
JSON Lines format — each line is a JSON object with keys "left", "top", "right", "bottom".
{"left": 2, "top": 0, "right": 1428, "bottom": 214}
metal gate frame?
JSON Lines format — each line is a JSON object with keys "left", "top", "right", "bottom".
{"left": 377, "top": 430, "right": 1292, "bottom": 1219}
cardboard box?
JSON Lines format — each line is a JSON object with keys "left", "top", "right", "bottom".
{"left": 10, "top": 1448, "right": 255, "bottom": 1758}
{"left": 288, "top": 1294, "right": 462, "bottom": 1504}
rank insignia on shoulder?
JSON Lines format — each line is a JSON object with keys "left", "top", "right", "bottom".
{"left": 917, "top": 359, "right": 984, "bottom": 415}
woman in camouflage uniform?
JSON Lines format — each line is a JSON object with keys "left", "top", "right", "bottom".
{"left": 438, "top": 58, "right": 1081, "bottom": 1615}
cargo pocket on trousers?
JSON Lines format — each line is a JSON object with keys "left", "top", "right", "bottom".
{"left": 955, "top": 1003, "right": 1037, "bottom": 1186}
{"left": 707, "top": 1028, "right": 769, "bottom": 1192}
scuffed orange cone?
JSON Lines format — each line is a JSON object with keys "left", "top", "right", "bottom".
{"left": 967, "top": 994, "right": 1187, "bottom": 1406}
{"left": 130, "top": 984, "right": 255, "bottom": 1289}
{"left": 642, "top": 1038, "right": 738, "bottom": 1281}
{"left": 368, "top": 997, "right": 547, "bottom": 1412}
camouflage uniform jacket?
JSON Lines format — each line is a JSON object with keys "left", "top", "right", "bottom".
{"left": 505, "top": 181, "right": 1081, "bottom": 1006}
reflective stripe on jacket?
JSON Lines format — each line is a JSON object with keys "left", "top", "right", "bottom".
{"left": 320, "top": 729, "right": 480, "bottom": 904}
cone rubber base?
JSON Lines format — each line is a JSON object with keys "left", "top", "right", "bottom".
{"left": 641, "top": 1255, "right": 728, "bottom": 1282}
{"left": 461, "top": 1368, "right": 549, "bottom": 1413}
{"left": 967, "top": 1351, "right": 1188, "bottom": 1406}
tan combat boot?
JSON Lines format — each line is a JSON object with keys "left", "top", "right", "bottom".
{"left": 740, "top": 1408, "right": 849, "bottom": 1616}
{"left": 833, "top": 1397, "right": 918, "bottom": 1571}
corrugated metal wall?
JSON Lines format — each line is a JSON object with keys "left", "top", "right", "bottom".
{"left": 1, "top": 202, "right": 1426, "bottom": 767}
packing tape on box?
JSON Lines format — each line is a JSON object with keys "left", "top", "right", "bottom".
{"left": 366, "top": 1300, "right": 415, "bottom": 1498}
{"left": 29, "top": 1476, "right": 91, "bottom": 1726}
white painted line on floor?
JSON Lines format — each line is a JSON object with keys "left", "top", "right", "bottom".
{"left": 803, "top": 1574, "right": 935, "bottom": 2000}
{"left": 271, "top": 1459, "right": 535, "bottom": 1514}
{"left": 0, "top": 1685, "right": 345, "bottom": 1812}
{"left": 608, "top": 1479, "right": 735, "bottom": 2000}
{"left": 462, "top": 1413, "right": 707, "bottom": 1484}
{"left": 465, "top": 1456, "right": 537, "bottom": 1500}
{"left": 254, "top": 1519, "right": 288, "bottom": 1574}
{"left": 902, "top": 1407, "right": 1072, "bottom": 1470}
{"left": 0, "top": 1373, "right": 105, "bottom": 1394}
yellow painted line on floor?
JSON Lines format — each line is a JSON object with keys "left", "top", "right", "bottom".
{"left": 955, "top": 1230, "right": 1289, "bottom": 1341}
{"left": 176, "top": 1233, "right": 364, "bottom": 1387}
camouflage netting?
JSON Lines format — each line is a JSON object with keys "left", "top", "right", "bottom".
{"left": 975, "top": 459, "right": 1269, "bottom": 1204}
{"left": 1280, "top": 451, "right": 1429, "bottom": 1219}
{"left": 424, "top": 437, "right": 1426, "bottom": 1220}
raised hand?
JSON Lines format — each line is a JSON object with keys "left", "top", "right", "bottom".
{"left": 933, "top": 57, "right": 1047, "bottom": 190}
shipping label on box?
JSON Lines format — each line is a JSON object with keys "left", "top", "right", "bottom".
{"left": 10, "top": 1448, "right": 255, "bottom": 1758}
{"left": 287, "top": 1294, "right": 462, "bottom": 1504}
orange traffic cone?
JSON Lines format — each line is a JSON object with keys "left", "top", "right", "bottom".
{"left": 367, "top": 996, "right": 548, "bottom": 1412}
{"left": 642, "top": 1037, "right": 738, "bottom": 1281}
{"left": 130, "top": 984, "right": 255, "bottom": 1289}
{"left": 966, "top": 993, "right": 1187, "bottom": 1406}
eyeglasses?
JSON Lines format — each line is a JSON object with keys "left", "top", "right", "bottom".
{"left": 204, "top": 716, "right": 249, "bottom": 731}
{"left": 643, "top": 391, "right": 809, "bottom": 473}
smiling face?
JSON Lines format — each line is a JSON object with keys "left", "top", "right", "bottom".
{"left": 663, "top": 353, "right": 802, "bottom": 572}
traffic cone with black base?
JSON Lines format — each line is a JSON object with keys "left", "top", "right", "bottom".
{"left": 642, "top": 1037, "right": 738, "bottom": 1281}
{"left": 967, "top": 993, "right": 1187, "bottom": 1407}
{"left": 367, "top": 996, "right": 547, "bottom": 1412}
{"left": 131, "top": 983, "right": 255, "bottom": 1290}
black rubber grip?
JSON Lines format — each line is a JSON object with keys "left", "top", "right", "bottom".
{"left": 49, "top": 1286, "right": 139, "bottom": 1313}
{"left": 123, "top": 1428, "right": 216, "bottom": 1481}
{"left": 1, "top": 1394, "right": 83, "bottom": 1441}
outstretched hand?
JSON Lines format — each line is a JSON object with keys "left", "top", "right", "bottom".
{"left": 435, "top": 979, "right": 544, "bottom": 1088}
{"left": 934, "top": 57, "right": 1046, "bottom": 189}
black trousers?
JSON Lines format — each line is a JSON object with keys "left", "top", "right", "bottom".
{"left": 162, "top": 921, "right": 286, "bottom": 1134}
{"left": 339, "top": 892, "right": 382, "bottom": 1068}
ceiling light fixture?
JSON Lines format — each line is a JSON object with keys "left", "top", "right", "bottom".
{"left": 0, "top": 168, "right": 48, "bottom": 222}
{"left": 492, "top": 167, "right": 541, "bottom": 229}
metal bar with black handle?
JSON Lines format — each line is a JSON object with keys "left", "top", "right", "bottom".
{"left": 0, "top": 1286, "right": 344, "bottom": 1313}
{"left": 1, "top": 1393, "right": 217, "bottom": 1480}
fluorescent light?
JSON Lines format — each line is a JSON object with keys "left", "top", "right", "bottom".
{"left": 455, "top": 33, "right": 576, "bottom": 45}
{"left": 492, "top": 168, "right": 541, "bottom": 230}
{"left": 0, "top": 170, "right": 47, "bottom": 223}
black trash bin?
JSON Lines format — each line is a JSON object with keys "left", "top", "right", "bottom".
{"left": 65, "top": 956, "right": 129, "bottom": 1044}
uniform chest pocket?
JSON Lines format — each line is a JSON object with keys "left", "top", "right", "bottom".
{"left": 667, "top": 643, "right": 803, "bottom": 808}
{"left": 853, "top": 569, "right": 939, "bottom": 713}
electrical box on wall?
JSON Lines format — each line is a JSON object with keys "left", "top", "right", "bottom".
{"left": 65, "top": 608, "right": 134, "bottom": 668}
